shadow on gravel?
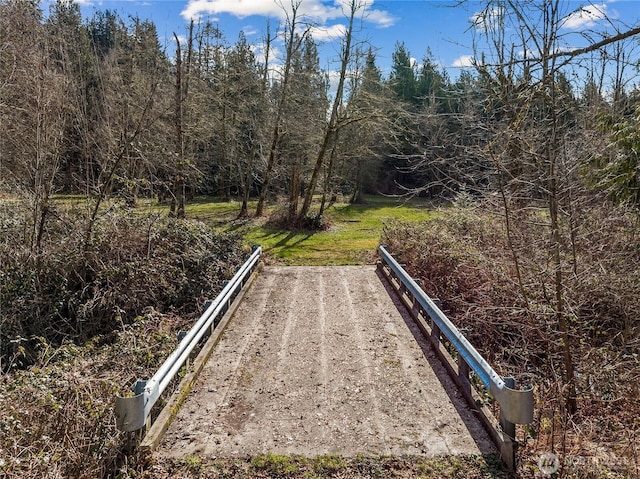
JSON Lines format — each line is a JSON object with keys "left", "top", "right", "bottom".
{"left": 375, "top": 267, "right": 497, "bottom": 457}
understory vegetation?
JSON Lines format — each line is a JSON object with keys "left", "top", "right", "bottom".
{"left": 0, "top": 200, "right": 246, "bottom": 478}
{"left": 0, "top": 194, "right": 435, "bottom": 478}
{"left": 382, "top": 199, "right": 639, "bottom": 478}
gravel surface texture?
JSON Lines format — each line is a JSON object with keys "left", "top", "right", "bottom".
{"left": 156, "top": 266, "right": 495, "bottom": 459}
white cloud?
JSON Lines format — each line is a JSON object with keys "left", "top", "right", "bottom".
{"left": 267, "top": 61, "right": 286, "bottom": 83}
{"left": 181, "top": 0, "right": 282, "bottom": 21}
{"left": 309, "top": 23, "right": 346, "bottom": 41}
{"left": 181, "top": 0, "right": 396, "bottom": 29}
{"left": 242, "top": 25, "right": 258, "bottom": 36}
{"left": 167, "top": 34, "right": 188, "bottom": 47}
{"left": 252, "top": 41, "right": 282, "bottom": 70}
{"left": 362, "top": 6, "right": 396, "bottom": 28}
{"left": 562, "top": 3, "right": 608, "bottom": 29}
{"left": 452, "top": 55, "right": 474, "bottom": 68}
{"left": 327, "top": 69, "right": 341, "bottom": 93}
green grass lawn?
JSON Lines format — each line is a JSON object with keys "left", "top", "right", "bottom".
{"left": 186, "top": 195, "right": 438, "bottom": 265}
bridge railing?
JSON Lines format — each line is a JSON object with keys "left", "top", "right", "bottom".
{"left": 115, "top": 246, "right": 262, "bottom": 434}
{"left": 378, "top": 245, "right": 533, "bottom": 470}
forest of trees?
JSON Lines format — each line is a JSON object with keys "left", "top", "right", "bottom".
{"left": 1, "top": 0, "right": 639, "bottom": 385}
{"left": 1, "top": 0, "right": 639, "bottom": 228}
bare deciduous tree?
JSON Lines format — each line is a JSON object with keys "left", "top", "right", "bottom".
{"left": 255, "top": 0, "right": 310, "bottom": 216}
{"left": 299, "top": 0, "right": 364, "bottom": 219}
{"left": 469, "top": 0, "right": 640, "bottom": 417}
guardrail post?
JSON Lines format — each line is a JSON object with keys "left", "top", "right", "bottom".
{"left": 430, "top": 323, "right": 441, "bottom": 345}
{"left": 430, "top": 299, "right": 442, "bottom": 335}
{"left": 411, "top": 279, "right": 422, "bottom": 317}
{"left": 204, "top": 300, "right": 216, "bottom": 333}
{"left": 221, "top": 281, "right": 230, "bottom": 316}
{"left": 134, "top": 379, "right": 146, "bottom": 396}
{"left": 412, "top": 303, "right": 422, "bottom": 320}
{"left": 458, "top": 358, "right": 471, "bottom": 396}
{"left": 500, "top": 376, "right": 517, "bottom": 470}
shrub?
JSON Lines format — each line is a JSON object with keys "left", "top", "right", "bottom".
{"left": 381, "top": 201, "right": 640, "bottom": 476}
{"left": 1, "top": 204, "right": 244, "bottom": 370}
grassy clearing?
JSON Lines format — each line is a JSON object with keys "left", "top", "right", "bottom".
{"left": 177, "top": 195, "right": 438, "bottom": 265}
{"left": 49, "top": 195, "right": 438, "bottom": 265}
{"left": 250, "top": 198, "right": 436, "bottom": 265}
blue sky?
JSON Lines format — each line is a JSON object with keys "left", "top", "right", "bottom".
{"left": 67, "top": 0, "right": 640, "bottom": 82}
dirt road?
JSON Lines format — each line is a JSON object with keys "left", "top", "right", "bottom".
{"left": 156, "top": 266, "right": 494, "bottom": 459}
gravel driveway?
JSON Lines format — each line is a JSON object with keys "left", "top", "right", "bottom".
{"left": 156, "top": 266, "right": 494, "bottom": 459}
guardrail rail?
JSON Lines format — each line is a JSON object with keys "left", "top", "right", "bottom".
{"left": 115, "top": 246, "right": 262, "bottom": 435}
{"left": 378, "top": 245, "right": 533, "bottom": 470}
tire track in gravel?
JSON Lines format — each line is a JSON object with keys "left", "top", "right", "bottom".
{"left": 258, "top": 267, "right": 322, "bottom": 451}
{"left": 315, "top": 273, "right": 329, "bottom": 445}
{"left": 361, "top": 270, "right": 454, "bottom": 454}
{"left": 370, "top": 268, "right": 490, "bottom": 455}
{"left": 334, "top": 267, "right": 390, "bottom": 453}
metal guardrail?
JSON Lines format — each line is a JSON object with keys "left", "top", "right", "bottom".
{"left": 115, "top": 246, "right": 262, "bottom": 433}
{"left": 378, "top": 245, "right": 533, "bottom": 469}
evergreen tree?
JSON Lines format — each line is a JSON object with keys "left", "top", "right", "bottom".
{"left": 46, "top": 0, "right": 98, "bottom": 193}
{"left": 389, "top": 42, "right": 416, "bottom": 103}
{"left": 340, "top": 47, "right": 387, "bottom": 204}
{"left": 415, "top": 49, "right": 445, "bottom": 109}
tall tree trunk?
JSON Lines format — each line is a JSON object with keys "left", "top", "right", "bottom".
{"left": 239, "top": 142, "right": 255, "bottom": 217}
{"left": 299, "top": 0, "right": 359, "bottom": 219}
{"left": 256, "top": 3, "right": 305, "bottom": 216}
{"left": 171, "top": 33, "right": 183, "bottom": 217}
{"left": 496, "top": 166, "right": 529, "bottom": 308}
{"left": 256, "top": 124, "right": 280, "bottom": 216}
{"left": 287, "top": 162, "right": 300, "bottom": 223}
{"left": 350, "top": 157, "right": 364, "bottom": 204}
{"left": 320, "top": 131, "right": 340, "bottom": 215}
{"left": 542, "top": 0, "right": 576, "bottom": 414}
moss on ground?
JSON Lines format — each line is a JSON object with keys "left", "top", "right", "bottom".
{"left": 151, "top": 453, "right": 509, "bottom": 478}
